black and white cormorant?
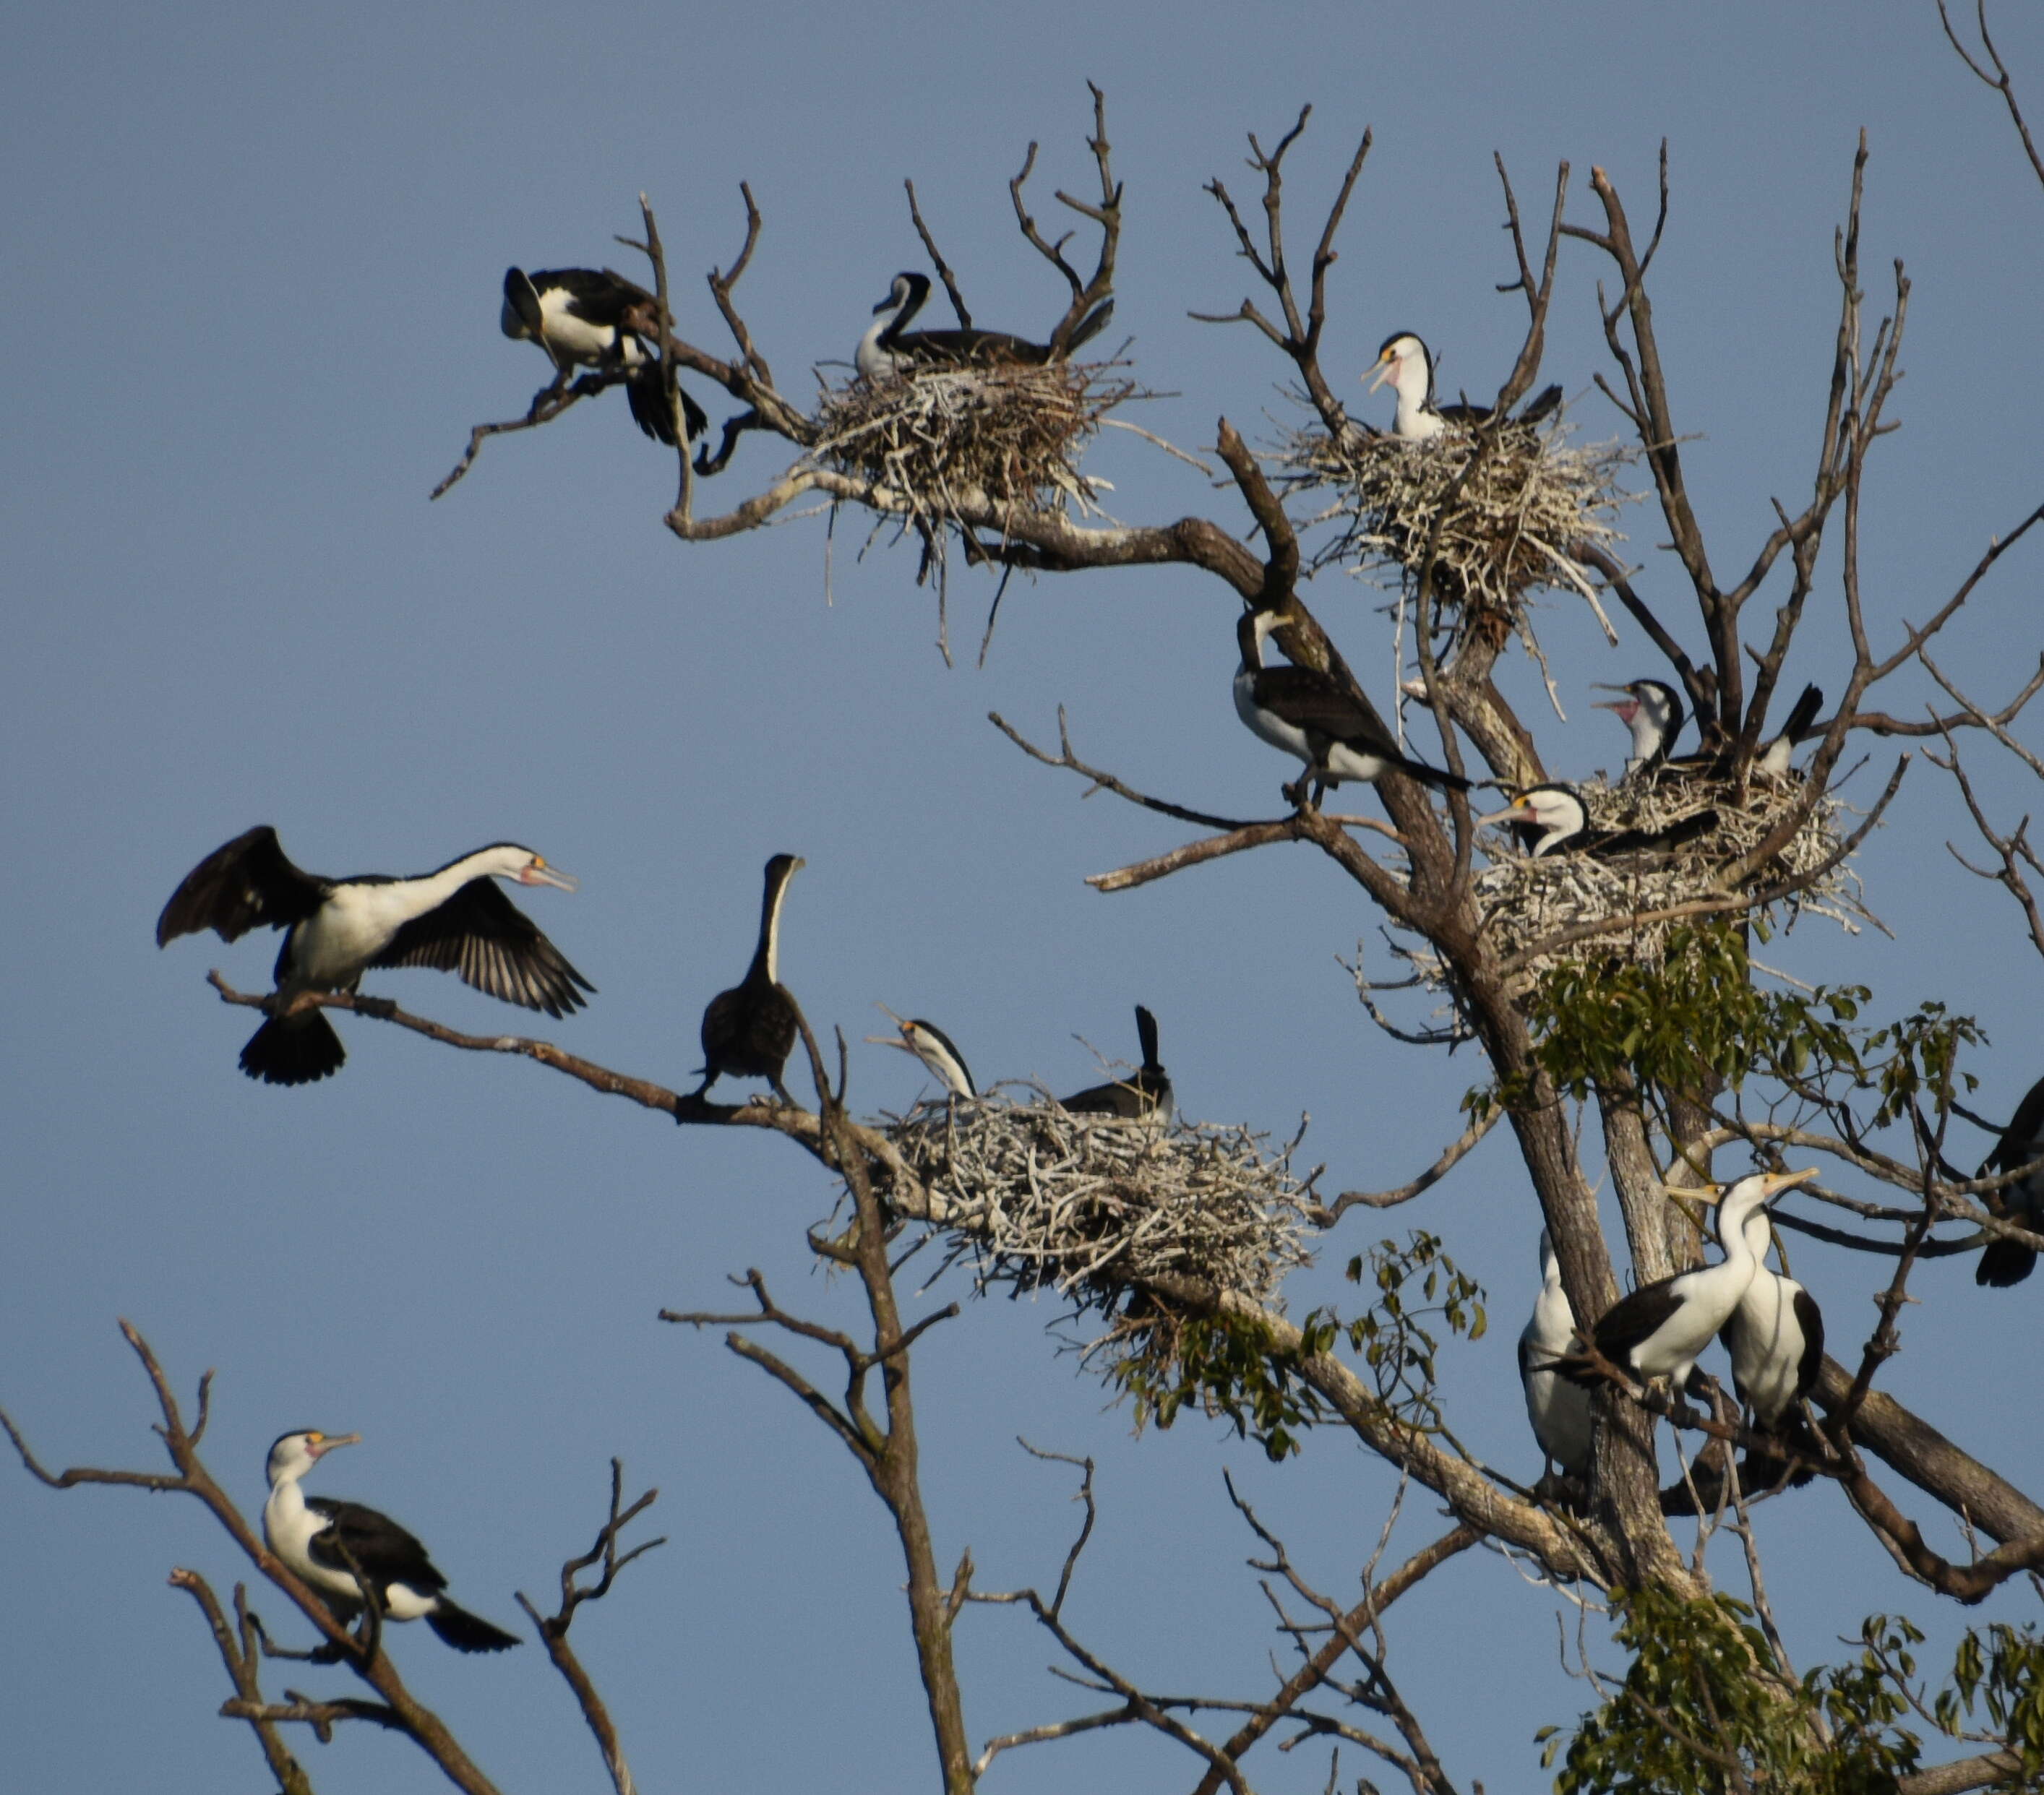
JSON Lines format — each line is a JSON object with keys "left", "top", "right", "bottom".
{"left": 1478, "top": 784, "right": 1719, "bottom": 860}
{"left": 1718, "top": 1200, "right": 1826, "bottom": 1489}
{"left": 854, "top": 272, "right": 1116, "bottom": 382}
{"left": 1977, "top": 1072, "right": 2044, "bottom": 1288}
{"left": 871, "top": 1013, "right": 976, "bottom": 1099}
{"left": 1564, "top": 1168, "right": 1818, "bottom": 1408}
{"left": 696, "top": 854, "right": 804, "bottom": 1101}
{"left": 1234, "top": 608, "right": 1472, "bottom": 797}
{"left": 157, "top": 827, "right": 592, "bottom": 1085}
{"left": 1591, "top": 679, "right": 1686, "bottom": 776}
{"left": 500, "top": 266, "right": 707, "bottom": 447}
{"left": 262, "top": 1431, "right": 519, "bottom": 1653}
{"left": 1519, "top": 1229, "right": 1594, "bottom": 1480}
{"left": 1060, "top": 1005, "right": 1173, "bottom": 1119}
{"left": 1365, "top": 331, "right": 1561, "bottom": 443}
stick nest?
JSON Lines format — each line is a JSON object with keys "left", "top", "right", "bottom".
{"left": 1275, "top": 419, "right": 1636, "bottom": 627}
{"left": 815, "top": 361, "right": 1135, "bottom": 520}
{"left": 1466, "top": 773, "right": 1863, "bottom": 991}
{"left": 883, "top": 1098, "right": 1315, "bottom": 1317}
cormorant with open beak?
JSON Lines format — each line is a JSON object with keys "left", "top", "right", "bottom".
{"left": 696, "top": 854, "right": 805, "bottom": 1101}
{"left": 1592, "top": 679, "right": 1686, "bottom": 776}
{"left": 1977, "top": 1072, "right": 2044, "bottom": 1288}
{"left": 856, "top": 272, "right": 1115, "bottom": 382}
{"left": 157, "top": 827, "right": 591, "bottom": 1085}
{"left": 1234, "top": 608, "right": 1471, "bottom": 799}
{"left": 262, "top": 1430, "right": 519, "bottom": 1653}
{"left": 869, "top": 1010, "right": 976, "bottom": 1099}
{"left": 501, "top": 266, "right": 707, "bottom": 447}
{"left": 1365, "top": 331, "right": 1561, "bottom": 442}
{"left": 1563, "top": 1168, "right": 1819, "bottom": 1417}
{"left": 1060, "top": 1005, "right": 1173, "bottom": 1119}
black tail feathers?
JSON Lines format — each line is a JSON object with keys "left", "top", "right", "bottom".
{"left": 240, "top": 1012, "right": 345, "bottom": 1085}
{"left": 427, "top": 1600, "right": 520, "bottom": 1653}
{"left": 1977, "top": 1237, "right": 2038, "bottom": 1288}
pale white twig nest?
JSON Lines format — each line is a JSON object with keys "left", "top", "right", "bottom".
{"left": 883, "top": 1097, "right": 1315, "bottom": 1316}
{"left": 815, "top": 360, "right": 1135, "bottom": 523}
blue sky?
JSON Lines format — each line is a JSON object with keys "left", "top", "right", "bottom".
{"left": 4, "top": 1, "right": 2042, "bottom": 1789}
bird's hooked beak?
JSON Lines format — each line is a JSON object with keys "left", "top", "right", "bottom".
{"left": 1589, "top": 682, "right": 1640, "bottom": 723}
{"left": 864, "top": 1003, "right": 919, "bottom": 1056}
{"left": 308, "top": 1432, "right": 361, "bottom": 1460}
{"left": 1760, "top": 1166, "right": 1820, "bottom": 1201}
{"left": 1477, "top": 796, "right": 1540, "bottom": 829}
{"left": 1365, "top": 347, "right": 1400, "bottom": 395}
{"left": 520, "top": 856, "right": 578, "bottom": 892}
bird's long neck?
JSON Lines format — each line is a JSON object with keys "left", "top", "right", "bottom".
{"left": 751, "top": 871, "right": 792, "bottom": 985}
{"left": 384, "top": 848, "right": 513, "bottom": 918}
{"left": 1393, "top": 355, "right": 1435, "bottom": 434}
{"left": 263, "top": 1466, "right": 309, "bottom": 1535}
{"left": 877, "top": 280, "right": 927, "bottom": 350}
{"left": 1715, "top": 1191, "right": 1767, "bottom": 1277}
{"left": 1237, "top": 611, "right": 1269, "bottom": 675}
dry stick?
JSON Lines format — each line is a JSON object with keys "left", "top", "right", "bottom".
{"left": 1858, "top": 648, "right": 2044, "bottom": 741}
{"left": 1192, "top": 108, "right": 1370, "bottom": 439}
{"left": 904, "top": 180, "right": 972, "bottom": 326}
{"left": 430, "top": 374, "right": 611, "bottom": 500}
{"left": 1935, "top": 734, "right": 2044, "bottom": 963}
{"left": 1938, "top": 0, "right": 2044, "bottom": 192}
{"left": 1323, "top": 1105, "right": 1502, "bottom": 1219}
{"left": 515, "top": 1461, "right": 664, "bottom": 1795}
{"left": 1188, "top": 1523, "right": 1480, "bottom": 1795}
{"left": 667, "top": 1007, "right": 974, "bottom": 1795}
{"left": 170, "top": 1571, "right": 318, "bottom": 1795}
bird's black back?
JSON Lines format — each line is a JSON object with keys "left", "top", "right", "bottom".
{"left": 305, "top": 1497, "right": 449, "bottom": 1594}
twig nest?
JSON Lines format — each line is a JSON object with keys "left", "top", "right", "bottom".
{"left": 1277, "top": 418, "right": 1636, "bottom": 629}
{"left": 1469, "top": 773, "right": 1861, "bottom": 988}
{"left": 815, "top": 361, "right": 1134, "bottom": 520}
{"left": 883, "top": 1097, "right": 1313, "bottom": 1312}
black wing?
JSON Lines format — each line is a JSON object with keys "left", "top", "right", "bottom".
{"left": 157, "top": 826, "right": 325, "bottom": 947}
{"left": 529, "top": 266, "right": 655, "bottom": 330}
{"left": 306, "top": 1497, "right": 447, "bottom": 1594}
{"left": 372, "top": 879, "right": 595, "bottom": 1017}
{"left": 1791, "top": 1286, "right": 1824, "bottom": 1403}
{"left": 1575, "top": 1278, "right": 1683, "bottom": 1382}
{"left": 1988, "top": 1073, "right": 2044, "bottom": 1174}
{"left": 1251, "top": 667, "right": 1394, "bottom": 752}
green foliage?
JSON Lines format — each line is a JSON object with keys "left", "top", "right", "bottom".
{"left": 1511, "top": 922, "right": 1982, "bottom": 1132}
{"left": 1938, "top": 1620, "right": 2044, "bottom": 1780}
{"left": 1542, "top": 1590, "right": 1921, "bottom": 1794}
{"left": 1107, "top": 1234, "right": 1484, "bottom": 1463}
{"left": 1548, "top": 1601, "right": 2044, "bottom": 1793}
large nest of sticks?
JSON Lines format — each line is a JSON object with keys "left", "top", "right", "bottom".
{"left": 1464, "top": 774, "right": 1863, "bottom": 991}
{"left": 1275, "top": 419, "right": 1636, "bottom": 631}
{"left": 815, "top": 361, "right": 1135, "bottom": 520}
{"left": 883, "top": 1098, "right": 1314, "bottom": 1319}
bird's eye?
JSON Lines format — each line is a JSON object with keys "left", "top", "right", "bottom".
{"left": 306, "top": 1432, "right": 322, "bottom": 1445}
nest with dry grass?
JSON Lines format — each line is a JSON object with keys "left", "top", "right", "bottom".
{"left": 883, "top": 1098, "right": 1314, "bottom": 1322}
{"left": 1463, "top": 773, "right": 1863, "bottom": 991}
{"left": 815, "top": 361, "right": 1135, "bottom": 525}
{"left": 1275, "top": 418, "right": 1636, "bottom": 634}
